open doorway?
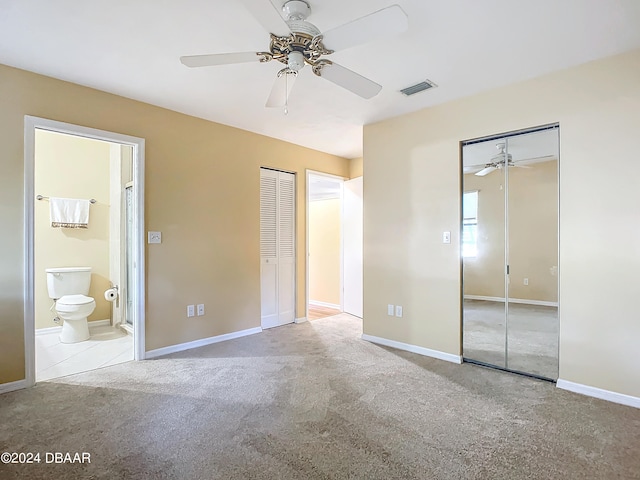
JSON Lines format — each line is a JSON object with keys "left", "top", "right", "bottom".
{"left": 306, "top": 171, "right": 363, "bottom": 321}
{"left": 307, "top": 172, "right": 344, "bottom": 320}
{"left": 24, "top": 117, "right": 145, "bottom": 385}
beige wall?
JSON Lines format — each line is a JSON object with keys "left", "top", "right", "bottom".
{"left": 364, "top": 49, "right": 640, "bottom": 398}
{"left": 309, "top": 198, "right": 341, "bottom": 306}
{"left": 0, "top": 64, "right": 349, "bottom": 385}
{"left": 463, "top": 160, "right": 558, "bottom": 302}
{"left": 34, "top": 131, "right": 112, "bottom": 328}
{"left": 350, "top": 157, "right": 363, "bottom": 179}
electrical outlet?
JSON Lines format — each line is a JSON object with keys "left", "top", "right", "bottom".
{"left": 187, "top": 305, "right": 195, "bottom": 317}
{"left": 148, "top": 231, "right": 162, "bottom": 244}
{"left": 395, "top": 305, "right": 403, "bottom": 318}
{"left": 197, "top": 304, "right": 205, "bottom": 316}
{"left": 387, "top": 304, "right": 394, "bottom": 316}
{"left": 524, "top": 278, "right": 529, "bottom": 286}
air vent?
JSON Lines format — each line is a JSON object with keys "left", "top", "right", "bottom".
{"left": 400, "top": 80, "right": 437, "bottom": 96}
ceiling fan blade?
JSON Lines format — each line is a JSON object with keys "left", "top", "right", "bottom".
{"left": 318, "top": 63, "right": 382, "bottom": 99}
{"left": 475, "top": 166, "right": 497, "bottom": 176}
{"left": 180, "top": 52, "right": 261, "bottom": 68}
{"left": 237, "top": 0, "right": 291, "bottom": 37}
{"left": 515, "top": 155, "right": 556, "bottom": 166}
{"left": 266, "top": 72, "right": 297, "bottom": 107}
{"left": 320, "top": 5, "right": 408, "bottom": 52}
{"left": 510, "top": 164, "right": 532, "bottom": 169}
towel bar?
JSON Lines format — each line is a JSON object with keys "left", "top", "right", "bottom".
{"left": 37, "top": 195, "right": 97, "bottom": 204}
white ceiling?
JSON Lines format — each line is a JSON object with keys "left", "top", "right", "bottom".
{"left": 1, "top": 0, "right": 639, "bottom": 159}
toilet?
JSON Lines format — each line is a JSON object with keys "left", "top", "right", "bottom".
{"left": 46, "top": 267, "right": 96, "bottom": 343}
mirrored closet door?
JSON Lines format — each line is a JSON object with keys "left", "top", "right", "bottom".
{"left": 462, "top": 125, "right": 559, "bottom": 380}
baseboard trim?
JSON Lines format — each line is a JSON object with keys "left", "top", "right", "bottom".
{"left": 0, "top": 379, "right": 29, "bottom": 395}
{"left": 295, "top": 317, "right": 308, "bottom": 324}
{"left": 35, "top": 325, "right": 62, "bottom": 336}
{"left": 361, "top": 334, "right": 462, "bottom": 364}
{"left": 464, "top": 295, "right": 558, "bottom": 307}
{"left": 89, "top": 319, "right": 111, "bottom": 328}
{"left": 557, "top": 379, "right": 640, "bottom": 409}
{"left": 309, "top": 300, "right": 341, "bottom": 310}
{"left": 145, "top": 327, "right": 263, "bottom": 359}
{"left": 35, "top": 319, "right": 111, "bottom": 336}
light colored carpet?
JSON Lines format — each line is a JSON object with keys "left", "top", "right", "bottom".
{"left": 0, "top": 313, "right": 638, "bottom": 479}
{"left": 463, "top": 300, "right": 559, "bottom": 379}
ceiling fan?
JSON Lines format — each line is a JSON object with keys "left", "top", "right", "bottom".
{"left": 180, "top": 0, "right": 409, "bottom": 111}
{"left": 475, "top": 143, "right": 531, "bottom": 176}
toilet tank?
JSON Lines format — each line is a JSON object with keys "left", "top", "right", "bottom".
{"left": 46, "top": 267, "right": 92, "bottom": 299}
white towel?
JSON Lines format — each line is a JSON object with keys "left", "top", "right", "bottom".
{"left": 49, "top": 197, "right": 90, "bottom": 228}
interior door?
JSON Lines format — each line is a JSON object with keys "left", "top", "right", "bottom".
{"left": 343, "top": 176, "right": 363, "bottom": 317}
{"left": 260, "top": 168, "right": 295, "bottom": 329}
{"left": 277, "top": 172, "right": 296, "bottom": 324}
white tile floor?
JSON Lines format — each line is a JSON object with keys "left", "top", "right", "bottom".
{"left": 36, "top": 324, "right": 133, "bottom": 381}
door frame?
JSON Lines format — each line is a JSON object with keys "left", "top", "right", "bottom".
{"left": 24, "top": 116, "right": 146, "bottom": 387}
{"left": 459, "top": 122, "right": 560, "bottom": 381}
{"left": 305, "top": 170, "right": 345, "bottom": 320}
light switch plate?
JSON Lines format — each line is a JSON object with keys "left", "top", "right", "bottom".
{"left": 148, "top": 231, "right": 162, "bottom": 244}
{"left": 187, "top": 305, "right": 195, "bottom": 317}
{"left": 387, "top": 304, "right": 394, "bottom": 316}
{"left": 395, "top": 305, "right": 403, "bottom": 317}
{"left": 197, "top": 304, "right": 205, "bottom": 316}
{"left": 442, "top": 231, "right": 451, "bottom": 244}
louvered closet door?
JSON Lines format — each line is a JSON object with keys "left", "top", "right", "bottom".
{"left": 277, "top": 172, "right": 296, "bottom": 324}
{"left": 260, "top": 169, "right": 279, "bottom": 327}
{"left": 260, "top": 168, "right": 296, "bottom": 329}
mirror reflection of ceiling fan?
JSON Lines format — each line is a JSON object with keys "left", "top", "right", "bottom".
{"left": 180, "top": 0, "right": 408, "bottom": 111}
{"left": 475, "top": 143, "right": 532, "bottom": 176}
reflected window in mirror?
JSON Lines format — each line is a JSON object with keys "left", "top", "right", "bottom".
{"left": 462, "top": 190, "right": 478, "bottom": 257}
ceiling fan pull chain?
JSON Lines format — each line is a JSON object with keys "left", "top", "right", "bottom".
{"left": 284, "top": 72, "right": 289, "bottom": 115}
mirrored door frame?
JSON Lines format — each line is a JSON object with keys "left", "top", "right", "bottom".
{"left": 460, "top": 123, "right": 560, "bottom": 382}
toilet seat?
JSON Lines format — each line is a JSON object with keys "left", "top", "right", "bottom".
{"left": 57, "top": 294, "right": 94, "bottom": 306}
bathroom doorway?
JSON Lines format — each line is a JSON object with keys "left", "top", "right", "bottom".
{"left": 24, "top": 117, "right": 145, "bottom": 385}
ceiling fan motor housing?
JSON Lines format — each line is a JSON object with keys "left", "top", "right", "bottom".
{"left": 257, "top": 0, "right": 328, "bottom": 74}
{"left": 282, "top": 0, "right": 311, "bottom": 21}
{"left": 286, "top": 19, "right": 321, "bottom": 37}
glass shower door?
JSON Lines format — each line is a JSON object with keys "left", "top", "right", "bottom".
{"left": 124, "top": 184, "right": 134, "bottom": 327}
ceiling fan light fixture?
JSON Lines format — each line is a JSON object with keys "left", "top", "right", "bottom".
{"left": 287, "top": 50, "right": 305, "bottom": 71}
{"left": 181, "top": 1, "right": 409, "bottom": 106}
